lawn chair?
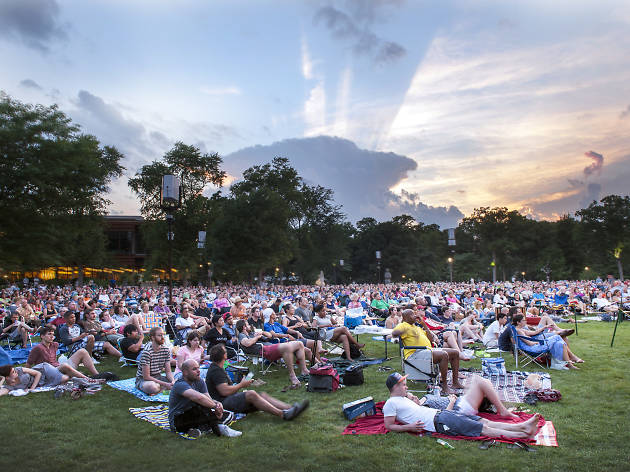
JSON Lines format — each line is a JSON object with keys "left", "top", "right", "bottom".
{"left": 508, "top": 324, "right": 549, "bottom": 369}
{"left": 399, "top": 338, "right": 438, "bottom": 392}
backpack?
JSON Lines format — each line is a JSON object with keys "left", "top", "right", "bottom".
{"left": 307, "top": 363, "right": 340, "bottom": 393}
{"left": 342, "top": 364, "right": 364, "bottom": 386}
{"left": 498, "top": 328, "right": 513, "bottom": 351}
{"left": 348, "top": 344, "right": 363, "bottom": 359}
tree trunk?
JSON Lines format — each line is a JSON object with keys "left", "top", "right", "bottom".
{"left": 617, "top": 258, "right": 624, "bottom": 281}
{"left": 258, "top": 268, "right": 264, "bottom": 286}
{"left": 492, "top": 251, "right": 497, "bottom": 283}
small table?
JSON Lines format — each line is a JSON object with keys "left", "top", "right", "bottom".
{"left": 351, "top": 326, "right": 394, "bottom": 359}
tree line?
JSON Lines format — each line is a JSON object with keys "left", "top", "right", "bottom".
{"left": 1, "top": 94, "right": 628, "bottom": 283}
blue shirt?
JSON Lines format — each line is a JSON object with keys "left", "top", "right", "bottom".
{"left": 263, "top": 322, "right": 288, "bottom": 343}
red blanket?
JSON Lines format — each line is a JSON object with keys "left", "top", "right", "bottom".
{"left": 343, "top": 401, "right": 547, "bottom": 445}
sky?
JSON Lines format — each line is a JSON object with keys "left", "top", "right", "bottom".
{"left": 2, "top": 0, "right": 629, "bottom": 228}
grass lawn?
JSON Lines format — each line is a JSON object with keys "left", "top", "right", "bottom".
{"left": 2, "top": 321, "right": 629, "bottom": 472}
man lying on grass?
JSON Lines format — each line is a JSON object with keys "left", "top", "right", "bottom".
{"left": 383, "top": 372, "right": 540, "bottom": 439}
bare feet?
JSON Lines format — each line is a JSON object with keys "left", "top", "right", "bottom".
{"left": 567, "top": 362, "right": 580, "bottom": 370}
{"left": 357, "top": 343, "right": 365, "bottom": 349}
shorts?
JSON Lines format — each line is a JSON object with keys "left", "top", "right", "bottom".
{"left": 136, "top": 374, "right": 168, "bottom": 392}
{"left": 32, "top": 362, "right": 64, "bottom": 387}
{"left": 262, "top": 344, "right": 283, "bottom": 362}
{"left": 222, "top": 392, "right": 258, "bottom": 414}
{"left": 69, "top": 339, "right": 105, "bottom": 356}
{"left": 454, "top": 397, "right": 478, "bottom": 416}
{"left": 433, "top": 410, "right": 483, "bottom": 437}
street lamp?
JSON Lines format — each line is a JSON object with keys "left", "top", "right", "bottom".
{"left": 521, "top": 271, "right": 525, "bottom": 281}
{"left": 161, "top": 175, "right": 181, "bottom": 307}
{"left": 375, "top": 251, "right": 382, "bottom": 283}
{"left": 447, "top": 257, "right": 453, "bottom": 282}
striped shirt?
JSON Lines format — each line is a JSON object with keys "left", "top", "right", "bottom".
{"left": 136, "top": 343, "right": 171, "bottom": 380}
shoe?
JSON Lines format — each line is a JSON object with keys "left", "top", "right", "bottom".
{"left": 250, "top": 379, "right": 266, "bottom": 387}
{"left": 186, "top": 428, "right": 202, "bottom": 438}
{"left": 293, "top": 399, "right": 310, "bottom": 418}
{"left": 217, "top": 424, "right": 242, "bottom": 437}
{"left": 282, "top": 405, "right": 299, "bottom": 420}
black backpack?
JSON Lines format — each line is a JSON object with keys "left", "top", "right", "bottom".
{"left": 342, "top": 364, "right": 364, "bottom": 386}
{"left": 498, "top": 327, "right": 513, "bottom": 351}
{"left": 348, "top": 344, "right": 363, "bottom": 359}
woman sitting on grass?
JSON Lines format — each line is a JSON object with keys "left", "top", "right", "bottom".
{"left": 175, "top": 331, "right": 208, "bottom": 375}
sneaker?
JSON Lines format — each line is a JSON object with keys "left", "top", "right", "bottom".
{"left": 186, "top": 428, "right": 202, "bottom": 438}
{"left": 217, "top": 424, "right": 242, "bottom": 437}
{"left": 282, "top": 405, "right": 299, "bottom": 420}
{"left": 293, "top": 399, "right": 310, "bottom": 418}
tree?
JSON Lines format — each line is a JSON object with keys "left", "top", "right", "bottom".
{"left": 0, "top": 93, "right": 124, "bottom": 275}
{"left": 128, "top": 142, "right": 226, "bottom": 280}
{"left": 576, "top": 195, "right": 630, "bottom": 280}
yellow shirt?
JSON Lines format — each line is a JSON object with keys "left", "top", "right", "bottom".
{"left": 394, "top": 321, "right": 432, "bottom": 359}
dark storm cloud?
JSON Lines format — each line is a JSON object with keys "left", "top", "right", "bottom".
{"left": 223, "top": 135, "right": 463, "bottom": 228}
{"left": 0, "top": 0, "right": 67, "bottom": 53}
{"left": 314, "top": 4, "right": 406, "bottom": 63}
{"left": 19, "top": 79, "right": 42, "bottom": 90}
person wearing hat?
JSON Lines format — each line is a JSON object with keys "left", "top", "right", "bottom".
{"left": 383, "top": 372, "right": 540, "bottom": 438}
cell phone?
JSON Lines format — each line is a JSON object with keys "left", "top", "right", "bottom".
{"left": 244, "top": 372, "right": 254, "bottom": 381}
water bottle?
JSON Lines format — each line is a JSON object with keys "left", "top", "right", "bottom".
{"left": 436, "top": 438, "right": 455, "bottom": 449}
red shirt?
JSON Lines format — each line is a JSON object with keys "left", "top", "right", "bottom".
{"left": 27, "top": 342, "right": 59, "bottom": 367}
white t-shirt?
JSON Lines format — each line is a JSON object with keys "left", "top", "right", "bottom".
{"left": 175, "top": 317, "right": 194, "bottom": 329}
{"left": 483, "top": 320, "right": 504, "bottom": 346}
{"left": 382, "top": 396, "right": 438, "bottom": 432}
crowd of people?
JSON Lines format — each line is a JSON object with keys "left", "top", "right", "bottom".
{"left": 1, "top": 276, "right": 626, "bottom": 437}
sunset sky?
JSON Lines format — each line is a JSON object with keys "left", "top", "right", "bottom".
{"left": 2, "top": 0, "right": 629, "bottom": 227}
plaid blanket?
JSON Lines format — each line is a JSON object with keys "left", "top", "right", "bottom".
{"left": 441, "top": 370, "right": 552, "bottom": 403}
{"left": 129, "top": 405, "right": 244, "bottom": 440}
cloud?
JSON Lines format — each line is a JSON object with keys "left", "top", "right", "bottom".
{"left": 313, "top": 5, "right": 406, "bottom": 63}
{"left": 304, "top": 82, "right": 327, "bottom": 136}
{"left": 222, "top": 135, "right": 462, "bottom": 228}
{"left": 620, "top": 104, "right": 630, "bottom": 119}
{"left": 0, "top": 0, "right": 67, "bottom": 52}
{"left": 200, "top": 86, "right": 241, "bottom": 96}
{"left": 583, "top": 150, "right": 603, "bottom": 176}
{"left": 579, "top": 182, "right": 601, "bottom": 209}
{"left": 301, "top": 35, "right": 314, "bottom": 80}
{"left": 19, "top": 79, "right": 42, "bottom": 90}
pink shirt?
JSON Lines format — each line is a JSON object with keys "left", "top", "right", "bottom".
{"left": 175, "top": 345, "right": 204, "bottom": 374}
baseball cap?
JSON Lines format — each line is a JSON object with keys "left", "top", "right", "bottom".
{"left": 385, "top": 372, "right": 408, "bottom": 390}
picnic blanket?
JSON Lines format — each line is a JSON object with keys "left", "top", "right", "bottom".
{"left": 342, "top": 401, "right": 557, "bottom": 447}
{"left": 441, "top": 370, "right": 552, "bottom": 403}
{"left": 129, "top": 405, "right": 244, "bottom": 440}
{"left": 5, "top": 347, "right": 33, "bottom": 365}
{"left": 108, "top": 377, "right": 171, "bottom": 402}
{"left": 108, "top": 368, "right": 210, "bottom": 402}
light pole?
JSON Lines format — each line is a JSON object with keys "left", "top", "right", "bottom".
{"left": 521, "top": 271, "right": 525, "bottom": 282}
{"left": 376, "top": 251, "right": 382, "bottom": 283}
{"left": 161, "top": 175, "right": 181, "bottom": 307}
{"left": 447, "top": 257, "right": 453, "bottom": 282}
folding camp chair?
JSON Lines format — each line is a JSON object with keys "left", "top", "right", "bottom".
{"left": 399, "top": 339, "right": 438, "bottom": 392}
{"left": 508, "top": 324, "right": 549, "bottom": 369}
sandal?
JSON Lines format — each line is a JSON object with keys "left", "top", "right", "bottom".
{"left": 479, "top": 439, "right": 497, "bottom": 450}
{"left": 507, "top": 441, "right": 536, "bottom": 453}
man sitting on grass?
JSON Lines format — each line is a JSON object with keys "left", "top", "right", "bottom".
{"left": 136, "top": 327, "right": 174, "bottom": 394}
{"left": 26, "top": 326, "right": 103, "bottom": 380}
{"left": 59, "top": 310, "right": 122, "bottom": 360}
{"left": 205, "top": 344, "right": 309, "bottom": 420}
{"left": 383, "top": 372, "right": 540, "bottom": 439}
{"left": 168, "top": 359, "right": 241, "bottom": 438}
{"left": 120, "top": 324, "right": 144, "bottom": 361}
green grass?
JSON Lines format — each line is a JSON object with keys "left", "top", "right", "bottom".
{"left": 2, "top": 321, "right": 629, "bottom": 472}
